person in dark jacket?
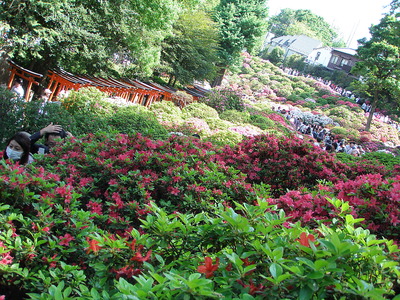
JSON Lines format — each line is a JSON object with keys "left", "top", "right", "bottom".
{"left": 30, "top": 123, "right": 66, "bottom": 154}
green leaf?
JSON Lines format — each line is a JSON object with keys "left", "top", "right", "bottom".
{"left": 307, "top": 271, "right": 324, "bottom": 279}
{"left": 269, "top": 263, "right": 282, "bottom": 279}
{"left": 299, "top": 286, "right": 313, "bottom": 300}
{"left": 91, "top": 288, "right": 101, "bottom": 299}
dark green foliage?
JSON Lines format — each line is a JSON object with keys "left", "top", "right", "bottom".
{"left": 266, "top": 46, "right": 285, "bottom": 65}
{"left": 248, "top": 114, "right": 275, "bottom": 130}
{"left": 352, "top": 11, "right": 400, "bottom": 131}
{"left": 284, "top": 53, "right": 306, "bottom": 70}
{"left": 0, "top": 0, "right": 181, "bottom": 77}
{"left": 214, "top": 0, "right": 268, "bottom": 65}
{"left": 160, "top": 10, "right": 219, "bottom": 85}
{"left": 0, "top": 87, "right": 25, "bottom": 145}
{"left": 362, "top": 151, "right": 400, "bottom": 170}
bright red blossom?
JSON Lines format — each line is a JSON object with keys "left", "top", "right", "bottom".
{"left": 197, "top": 257, "right": 219, "bottom": 278}
{"left": 58, "top": 233, "right": 75, "bottom": 246}
{"left": 86, "top": 239, "right": 101, "bottom": 254}
{"left": 298, "top": 232, "right": 316, "bottom": 247}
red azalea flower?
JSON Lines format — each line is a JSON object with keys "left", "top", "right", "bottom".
{"left": 131, "top": 249, "right": 152, "bottom": 263}
{"left": 113, "top": 265, "right": 142, "bottom": 279}
{"left": 58, "top": 233, "right": 75, "bottom": 246}
{"left": 0, "top": 252, "right": 13, "bottom": 265}
{"left": 86, "top": 239, "right": 101, "bottom": 254}
{"left": 237, "top": 279, "right": 265, "bottom": 295}
{"left": 197, "top": 257, "right": 219, "bottom": 278}
{"left": 298, "top": 232, "right": 316, "bottom": 247}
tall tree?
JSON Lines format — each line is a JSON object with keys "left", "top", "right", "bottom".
{"left": 268, "top": 9, "right": 342, "bottom": 46}
{"left": 0, "top": 0, "right": 182, "bottom": 77}
{"left": 352, "top": 7, "right": 400, "bottom": 131}
{"left": 160, "top": 10, "right": 219, "bottom": 85}
{"left": 212, "top": 0, "right": 268, "bottom": 86}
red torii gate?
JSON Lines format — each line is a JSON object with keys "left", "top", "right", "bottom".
{"left": 6, "top": 62, "right": 204, "bottom": 108}
{"left": 7, "top": 60, "right": 43, "bottom": 101}
{"left": 46, "top": 70, "right": 91, "bottom": 101}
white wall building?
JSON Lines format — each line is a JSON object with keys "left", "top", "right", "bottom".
{"left": 307, "top": 47, "right": 333, "bottom": 67}
{"left": 268, "top": 35, "right": 324, "bottom": 59}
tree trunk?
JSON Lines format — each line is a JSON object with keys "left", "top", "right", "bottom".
{"left": 365, "top": 90, "right": 379, "bottom": 131}
{"left": 211, "top": 68, "right": 227, "bottom": 87}
{"left": 167, "top": 75, "right": 175, "bottom": 86}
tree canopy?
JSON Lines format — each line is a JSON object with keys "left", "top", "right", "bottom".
{"left": 352, "top": 5, "right": 400, "bottom": 131}
{"left": 0, "top": 0, "right": 272, "bottom": 85}
{"left": 212, "top": 0, "right": 268, "bottom": 85}
{"left": 268, "top": 9, "right": 343, "bottom": 46}
{"left": 0, "top": 0, "right": 185, "bottom": 77}
{"left": 160, "top": 10, "right": 219, "bottom": 86}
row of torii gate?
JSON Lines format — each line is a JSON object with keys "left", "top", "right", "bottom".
{"left": 6, "top": 60, "right": 209, "bottom": 107}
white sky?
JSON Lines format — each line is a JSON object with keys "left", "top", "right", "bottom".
{"left": 267, "top": 0, "right": 392, "bottom": 49}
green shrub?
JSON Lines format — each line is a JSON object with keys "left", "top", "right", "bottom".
{"left": 205, "top": 117, "right": 233, "bottom": 130}
{"left": 316, "top": 98, "right": 328, "bottom": 106}
{"left": 362, "top": 151, "right": 400, "bottom": 170}
{"left": 248, "top": 114, "right": 276, "bottom": 130}
{"left": 22, "top": 101, "right": 78, "bottom": 136}
{"left": 248, "top": 101, "right": 274, "bottom": 114}
{"left": 335, "top": 152, "right": 361, "bottom": 164}
{"left": 286, "top": 94, "right": 303, "bottom": 102}
{"left": 330, "top": 126, "right": 351, "bottom": 137}
{"left": 0, "top": 87, "right": 26, "bottom": 147}
{"left": 220, "top": 110, "right": 250, "bottom": 124}
{"left": 182, "top": 102, "right": 219, "bottom": 119}
{"left": 150, "top": 100, "right": 182, "bottom": 116}
{"left": 61, "top": 87, "right": 110, "bottom": 115}
{"left": 106, "top": 106, "right": 168, "bottom": 139}
{"left": 204, "top": 129, "right": 243, "bottom": 147}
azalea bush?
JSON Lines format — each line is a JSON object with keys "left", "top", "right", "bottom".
{"left": 203, "top": 129, "right": 243, "bottom": 147}
{"left": 36, "top": 132, "right": 257, "bottom": 218}
{"left": 220, "top": 109, "right": 250, "bottom": 124}
{"left": 0, "top": 164, "right": 398, "bottom": 299}
{"left": 182, "top": 102, "right": 219, "bottom": 119}
{"left": 269, "top": 173, "right": 400, "bottom": 240}
{"left": 217, "top": 134, "right": 349, "bottom": 197}
{"left": 362, "top": 151, "right": 400, "bottom": 170}
{"left": 0, "top": 130, "right": 399, "bottom": 298}
{"left": 201, "top": 88, "right": 245, "bottom": 113}
{"left": 61, "top": 87, "right": 110, "bottom": 115}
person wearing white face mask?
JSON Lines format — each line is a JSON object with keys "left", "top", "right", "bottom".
{"left": 3, "top": 132, "right": 34, "bottom": 165}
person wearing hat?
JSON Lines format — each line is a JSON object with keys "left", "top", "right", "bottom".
{"left": 11, "top": 78, "right": 25, "bottom": 98}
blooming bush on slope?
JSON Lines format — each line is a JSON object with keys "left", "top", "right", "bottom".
{"left": 200, "top": 88, "right": 245, "bottom": 113}
{"left": 269, "top": 174, "right": 400, "bottom": 241}
{"left": 36, "top": 132, "right": 256, "bottom": 225}
{"left": 217, "top": 134, "right": 349, "bottom": 197}
{"left": 0, "top": 159, "right": 399, "bottom": 299}
{"left": 0, "top": 133, "right": 399, "bottom": 298}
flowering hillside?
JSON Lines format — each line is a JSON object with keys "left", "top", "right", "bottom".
{"left": 0, "top": 54, "right": 399, "bottom": 299}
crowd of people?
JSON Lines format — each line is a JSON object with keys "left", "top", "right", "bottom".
{"left": 275, "top": 106, "right": 366, "bottom": 156}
